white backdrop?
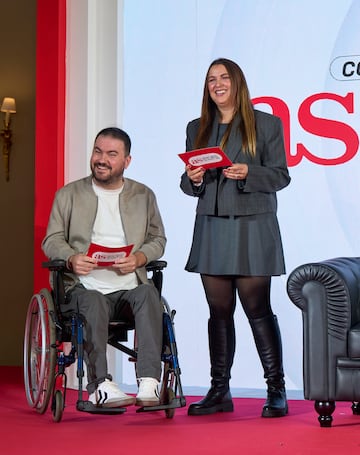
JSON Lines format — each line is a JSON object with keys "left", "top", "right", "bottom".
{"left": 66, "top": 0, "right": 360, "bottom": 396}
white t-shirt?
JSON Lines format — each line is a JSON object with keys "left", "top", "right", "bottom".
{"left": 79, "top": 181, "right": 138, "bottom": 294}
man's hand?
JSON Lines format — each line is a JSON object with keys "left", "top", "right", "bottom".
{"left": 68, "top": 253, "right": 97, "bottom": 275}
{"left": 112, "top": 251, "right": 147, "bottom": 274}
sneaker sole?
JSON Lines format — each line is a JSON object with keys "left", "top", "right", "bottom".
{"left": 188, "top": 401, "right": 234, "bottom": 416}
{"left": 101, "top": 397, "right": 136, "bottom": 408}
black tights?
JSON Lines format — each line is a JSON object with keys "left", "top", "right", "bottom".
{"left": 201, "top": 274, "right": 273, "bottom": 321}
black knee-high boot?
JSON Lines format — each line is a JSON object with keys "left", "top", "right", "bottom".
{"left": 188, "top": 318, "right": 235, "bottom": 416}
{"left": 249, "top": 314, "right": 288, "bottom": 418}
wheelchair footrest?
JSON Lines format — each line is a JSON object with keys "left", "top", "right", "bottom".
{"left": 136, "top": 397, "right": 186, "bottom": 413}
{"left": 76, "top": 400, "right": 127, "bottom": 415}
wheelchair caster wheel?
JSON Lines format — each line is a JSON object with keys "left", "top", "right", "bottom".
{"left": 52, "top": 390, "right": 64, "bottom": 422}
{"left": 165, "top": 388, "right": 175, "bottom": 419}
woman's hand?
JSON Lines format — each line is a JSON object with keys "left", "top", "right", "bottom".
{"left": 186, "top": 165, "right": 205, "bottom": 184}
{"left": 223, "top": 163, "right": 248, "bottom": 180}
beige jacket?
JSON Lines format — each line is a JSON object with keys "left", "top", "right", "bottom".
{"left": 42, "top": 176, "right": 166, "bottom": 291}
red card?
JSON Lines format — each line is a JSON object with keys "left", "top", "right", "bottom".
{"left": 178, "top": 146, "right": 232, "bottom": 169}
{"left": 87, "top": 243, "right": 134, "bottom": 266}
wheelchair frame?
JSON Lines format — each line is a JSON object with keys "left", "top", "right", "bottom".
{"left": 23, "top": 259, "right": 186, "bottom": 422}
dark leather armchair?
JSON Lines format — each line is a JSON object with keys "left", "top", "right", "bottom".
{"left": 287, "top": 257, "right": 360, "bottom": 427}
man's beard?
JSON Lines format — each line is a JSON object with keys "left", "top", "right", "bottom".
{"left": 91, "top": 163, "right": 124, "bottom": 186}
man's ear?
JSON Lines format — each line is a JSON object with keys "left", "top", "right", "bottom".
{"left": 125, "top": 155, "right": 132, "bottom": 169}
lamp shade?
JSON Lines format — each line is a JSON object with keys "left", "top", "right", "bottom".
{"left": 1, "top": 97, "right": 16, "bottom": 113}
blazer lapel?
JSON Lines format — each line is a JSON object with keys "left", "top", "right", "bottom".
{"left": 206, "top": 115, "right": 244, "bottom": 185}
{"left": 207, "top": 114, "right": 243, "bottom": 163}
{"left": 207, "top": 116, "right": 220, "bottom": 147}
{"left": 225, "top": 115, "right": 243, "bottom": 163}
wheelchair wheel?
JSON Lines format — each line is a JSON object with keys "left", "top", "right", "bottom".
{"left": 23, "top": 289, "right": 57, "bottom": 414}
{"left": 52, "top": 390, "right": 64, "bottom": 422}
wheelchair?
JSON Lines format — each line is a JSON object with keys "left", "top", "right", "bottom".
{"left": 23, "top": 259, "right": 186, "bottom": 422}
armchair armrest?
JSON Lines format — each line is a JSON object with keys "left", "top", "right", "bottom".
{"left": 287, "top": 257, "right": 360, "bottom": 399}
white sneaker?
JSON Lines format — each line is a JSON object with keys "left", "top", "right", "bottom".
{"left": 136, "top": 377, "right": 160, "bottom": 406}
{"left": 88, "top": 379, "right": 135, "bottom": 408}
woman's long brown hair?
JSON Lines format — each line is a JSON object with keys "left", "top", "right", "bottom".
{"left": 194, "top": 58, "right": 256, "bottom": 157}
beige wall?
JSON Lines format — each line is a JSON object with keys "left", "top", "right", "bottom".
{"left": 0, "top": 0, "right": 36, "bottom": 365}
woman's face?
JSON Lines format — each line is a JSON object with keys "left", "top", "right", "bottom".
{"left": 207, "top": 64, "right": 234, "bottom": 110}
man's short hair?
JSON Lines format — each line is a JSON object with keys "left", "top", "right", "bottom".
{"left": 95, "top": 127, "right": 131, "bottom": 156}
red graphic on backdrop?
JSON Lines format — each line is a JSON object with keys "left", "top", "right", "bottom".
{"left": 253, "top": 92, "right": 359, "bottom": 166}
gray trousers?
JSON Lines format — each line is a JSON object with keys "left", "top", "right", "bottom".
{"left": 63, "top": 283, "right": 163, "bottom": 394}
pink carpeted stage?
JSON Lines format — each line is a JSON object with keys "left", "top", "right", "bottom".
{"left": 2, "top": 366, "right": 360, "bottom": 454}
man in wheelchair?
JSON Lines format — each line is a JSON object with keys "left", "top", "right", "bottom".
{"left": 42, "top": 127, "right": 166, "bottom": 409}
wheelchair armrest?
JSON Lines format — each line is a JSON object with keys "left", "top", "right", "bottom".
{"left": 42, "top": 259, "right": 67, "bottom": 272}
{"left": 43, "top": 259, "right": 167, "bottom": 273}
{"left": 42, "top": 259, "right": 67, "bottom": 308}
{"left": 146, "top": 260, "right": 167, "bottom": 272}
{"left": 146, "top": 260, "right": 167, "bottom": 295}
{"left": 42, "top": 259, "right": 168, "bottom": 297}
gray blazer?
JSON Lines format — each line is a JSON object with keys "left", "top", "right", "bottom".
{"left": 180, "top": 110, "right": 291, "bottom": 216}
{"left": 42, "top": 176, "right": 166, "bottom": 291}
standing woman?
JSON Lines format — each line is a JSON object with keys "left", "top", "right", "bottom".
{"left": 180, "top": 58, "right": 291, "bottom": 418}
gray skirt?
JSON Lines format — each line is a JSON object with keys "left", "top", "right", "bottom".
{"left": 185, "top": 213, "right": 286, "bottom": 276}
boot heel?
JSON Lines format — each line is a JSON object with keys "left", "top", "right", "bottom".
{"left": 217, "top": 400, "right": 234, "bottom": 412}
{"left": 261, "top": 389, "right": 288, "bottom": 418}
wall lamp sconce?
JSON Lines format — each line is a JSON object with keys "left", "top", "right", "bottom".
{"left": 1, "top": 97, "right": 17, "bottom": 181}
